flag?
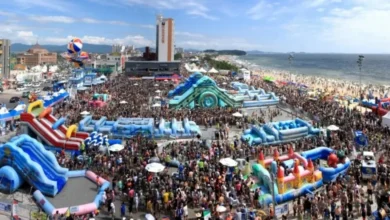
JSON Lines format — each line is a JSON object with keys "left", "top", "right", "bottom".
{"left": 65, "top": 208, "right": 70, "bottom": 217}
{"left": 354, "top": 131, "right": 368, "bottom": 147}
{"left": 203, "top": 210, "right": 211, "bottom": 220}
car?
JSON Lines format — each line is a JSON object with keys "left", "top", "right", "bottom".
{"left": 9, "top": 97, "right": 20, "bottom": 103}
{"left": 42, "top": 86, "right": 52, "bottom": 91}
{"left": 16, "top": 87, "right": 26, "bottom": 91}
{"left": 361, "top": 151, "right": 377, "bottom": 180}
{"left": 22, "top": 91, "right": 30, "bottom": 98}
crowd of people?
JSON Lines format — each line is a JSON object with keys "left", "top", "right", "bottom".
{"left": 48, "top": 62, "right": 390, "bottom": 220}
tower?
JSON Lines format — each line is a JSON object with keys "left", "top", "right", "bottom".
{"left": 156, "top": 14, "right": 175, "bottom": 62}
{"left": 293, "top": 159, "right": 301, "bottom": 188}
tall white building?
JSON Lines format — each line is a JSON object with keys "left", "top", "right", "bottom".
{"left": 156, "top": 15, "right": 175, "bottom": 62}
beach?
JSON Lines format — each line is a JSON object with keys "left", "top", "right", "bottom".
{"left": 216, "top": 55, "right": 389, "bottom": 101}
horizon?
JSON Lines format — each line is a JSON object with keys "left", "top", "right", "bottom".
{"left": 1, "top": 0, "right": 389, "bottom": 54}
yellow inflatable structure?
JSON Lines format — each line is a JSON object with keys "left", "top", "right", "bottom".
{"left": 66, "top": 124, "right": 78, "bottom": 139}
{"left": 27, "top": 100, "right": 44, "bottom": 114}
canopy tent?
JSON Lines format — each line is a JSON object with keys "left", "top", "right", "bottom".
{"left": 382, "top": 111, "right": 390, "bottom": 127}
{"left": 208, "top": 67, "right": 219, "bottom": 74}
{"left": 189, "top": 68, "right": 200, "bottom": 73}
{"left": 198, "top": 67, "right": 207, "bottom": 73}
{"left": 263, "top": 76, "right": 275, "bottom": 82}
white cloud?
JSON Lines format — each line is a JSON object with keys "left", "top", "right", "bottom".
{"left": 29, "top": 16, "right": 75, "bottom": 24}
{"left": 43, "top": 35, "right": 154, "bottom": 47}
{"left": 104, "top": 0, "right": 218, "bottom": 20}
{"left": 177, "top": 37, "right": 262, "bottom": 50}
{"left": 13, "top": 0, "right": 74, "bottom": 12}
{"left": 317, "top": 1, "right": 390, "bottom": 53}
{"left": 247, "top": 0, "right": 273, "bottom": 20}
{"left": 176, "top": 31, "right": 204, "bottom": 38}
{"left": 304, "top": 0, "right": 341, "bottom": 8}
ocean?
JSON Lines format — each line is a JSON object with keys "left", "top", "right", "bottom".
{"left": 240, "top": 54, "right": 390, "bottom": 85}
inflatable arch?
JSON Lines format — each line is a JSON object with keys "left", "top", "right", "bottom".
{"left": 27, "top": 100, "right": 44, "bottom": 114}
{"left": 38, "top": 107, "right": 52, "bottom": 119}
{"left": 66, "top": 125, "right": 78, "bottom": 139}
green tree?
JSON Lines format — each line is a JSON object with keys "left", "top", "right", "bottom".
{"left": 174, "top": 53, "right": 183, "bottom": 60}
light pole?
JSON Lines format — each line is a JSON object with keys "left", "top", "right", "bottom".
{"left": 357, "top": 55, "right": 364, "bottom": 100}
{"left": 288, "top": 54, "right": 294, "bottom": 82}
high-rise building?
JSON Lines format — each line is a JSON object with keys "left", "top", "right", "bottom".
{"left": 0, "top": 39, "right": 11, "bottom": 78}
{"left": 156, "top": 15, "right": 175, "bottom": 62}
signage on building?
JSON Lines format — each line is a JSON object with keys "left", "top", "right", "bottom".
{"left": 161, "top": 23, "right": 165, "bottom": 43}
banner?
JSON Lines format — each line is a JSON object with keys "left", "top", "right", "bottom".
{"left": 0, "top": 201, "right": 11, "bottom": 215}
{"left": 12, "top": 200, "right": 18, "bottom": 220}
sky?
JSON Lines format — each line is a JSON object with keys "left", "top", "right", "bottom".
{"left": 0, "top": 0, "right": 389, "bottom": 53}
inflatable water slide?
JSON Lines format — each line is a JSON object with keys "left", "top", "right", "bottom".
{"left": 252, "top": 147, "right": 350, "bottom": 206}
{"left": 0, "top": 134, "right": 110, "bottom": 216}
{"left": 242, "top": 118, "right": 320, "bottom": 146}
{"left": 168, "top": 72, "right": 244, "bottom": 109}
{"left": 79, "top": 116, "right": 201, "bottom": 139}
{"left": 20, "top": 100, "right": 89, "bottom": 151}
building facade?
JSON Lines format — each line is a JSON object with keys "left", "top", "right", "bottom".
{"left": 156, "top": 15, "right": 175, "bottom": 62}
{"left": 0, "top": 39, "right": 11, "bottom": 78}
{"left": 124, "top": 61, "right": 180, "bottom": 77}
{"left": 17, "top": 43, "right": 57, "bottom": 67}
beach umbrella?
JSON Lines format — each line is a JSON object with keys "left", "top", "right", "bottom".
{"left": 154, "top": 84, "right": 159, "bottom": 87}
{"left": 154, "top": 96, "right": 161, "bottom": 99}
{"left": 222, "top": 82, "right": 227, "bottom": 85}
{"left": 327, "top": 125, "right": 339, "bottom": 131}
{"left": 119, "top": 100, "right": 128, "bottom": 104}
{"left": 155, "top": 90, "right": 161, "bottom": 93}
{"left": 133, "top": 83, "right": 138, "bottom": 86}
{"left": 219, "top": 158, "right": 238, "bottom": 167}
{"left": 232, "top": 112, "right": 243, "bottom": 117}
{"left": 80, "top": 111, "right": 90, "bottom": 115}
{"left": 152, "top": 103, "right": 161, "bottom": 107}
{"left": 164, "top": 79, "right": 168, "bottom": 82}
{"left": 145, "top": 214, "right": 155, "bottom": 220}
{"left": 216, "top": 205, "right": 227, "bottom": 212}
{"left": 145, "top": 162, "right": 165, "bottom": 173}
{"left": 109, "top": 144, "right": 124, "bottom": 152}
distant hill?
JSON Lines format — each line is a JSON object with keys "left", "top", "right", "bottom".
{"left": 11, "top": 43, "right": 113, "bottom": 53}
{"left": 204, "top": 49, "right": 246, "bottom": 56}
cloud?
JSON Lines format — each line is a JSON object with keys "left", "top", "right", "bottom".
{"left": 27, "top": 15, "right": 151, "bottom": 28}
{"left": 247, "top": 1, "right": 290, "bottom": 20}
{"left": 317, "top": 1, "right": 390, "bottom": 53}
{"left": 177, "top": 37, "right": 262, "bottom": 50}
{"left": 43, "top": 35, "right": 154, "bottom": 47}
{"left": 176, "top": 31, "right": 204, "bottom": 38}
{"left": 303, "top": 0, "right": 341, "bottom": 8}
{"left": 97, "top": 0, "right": 218, "bottom": 20}
{"left": 29, "top": 16, "right": 75, "bottom": 24}
{"left": 13, "top": 0, "right": 74, "bottom": 12}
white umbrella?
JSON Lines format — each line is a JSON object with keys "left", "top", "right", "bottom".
{"left": 154, "top": 96, "right": 161, "bottom": 99}
{"left": 164, "top": 79, "right": 168, "bottom": 82}
{"left": 232, "top": 112, "right": 243, "bottom": 117}
{"left": 327, "top": 125, "right": 339, "bottom": 131}
{"left": 222, "top": 82, "right": 227, "bottom": 85}
{"left": 119, "top": 100, "right": 128, "bottom": 104}
{"left": 219, "top": 158, "right": 238, "bottom": 167}
{"left": 109, "top": 144, "right": 124, "bottom": 152}
{"left": 155, "top": 90, "right": 161, "bottom": 93}
{"left": 145, "top": 214, "right": 155, "bottom": 220}
{"left": 133, "top": 83, "right": 138, "bottom": 86}
{"left": 145, "top": 162, "right": 165, "bottom": 173}
{"left": 216, "top": 205, "right": 227, "bottom": 212}
{"left": 80, "top": 111, "right": 90, "bottom": 115}
{"left": 154, "top": 84, "right": 159, "bottom": 87}
{"left": 152, "top": 103, "right": 161, "bottom": 107}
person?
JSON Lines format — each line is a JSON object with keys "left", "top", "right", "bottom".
{"left": 175, "top": 204, "right": 184, "bottom": 220}
{"left": 121, "top": 202, "right": 126, "bottom": 218}
{"left": 110, "top": 201, "right": 116, "bottom": 220}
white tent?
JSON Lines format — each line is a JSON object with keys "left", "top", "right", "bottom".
{"left": 190, "top": 68, "right": 200, "bottom": 73}
{"left": 382, "top": 112, "right": 390, "bottom": 127}
{"left": 199, "top": 68, "right": 207, "bottom": 73}
{"left": 190, "top": 63, "right": 197, "bottom": 69}
{"left": 208, "top": 67, "right": 219, "bottom": 74}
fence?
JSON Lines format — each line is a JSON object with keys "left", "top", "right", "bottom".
{"left": 0, "top": 198, "right": 48, "bottom": 220}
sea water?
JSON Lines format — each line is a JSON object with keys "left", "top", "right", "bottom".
{"left": 240, "top": 54, "right": 390, "bottom": 85}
